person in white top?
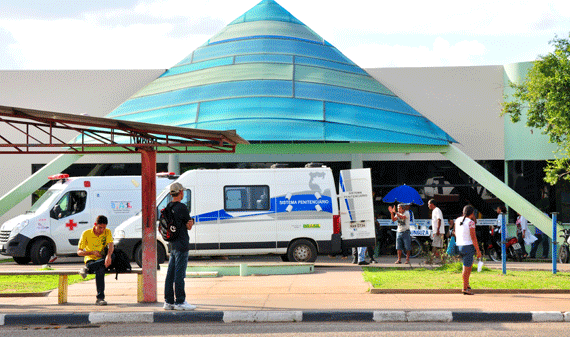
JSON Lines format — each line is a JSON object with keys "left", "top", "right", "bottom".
{"left": 454, "top": 205, "right": 482, "bottom": 295}
{"left": 388, "top": 204, "right": 411, "bottom": 264}
{"left": 515, "top": 213, "right": 529, "bottom": 258}
{"left": 428, "top": 199, "right": 445, "bottom": 258}
{"left": 490, "top": 205, "right": 506, "bottom": 259}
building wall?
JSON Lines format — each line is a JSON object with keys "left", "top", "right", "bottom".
{"left": 366, "top": 66, "right": 505, "bottom": 160}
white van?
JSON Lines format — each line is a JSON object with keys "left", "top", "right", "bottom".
{"left": 0, "top": 174, "right": 173, "bottom": 264}
{"left": 114, "top": 164, "right": 376, "bottom": 264}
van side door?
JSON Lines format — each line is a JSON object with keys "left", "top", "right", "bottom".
{"left": 50, "top": 190, "right": 89, "bottom": 254}
{"left": 219, "top": 185, "right": 276, "bottom": 254}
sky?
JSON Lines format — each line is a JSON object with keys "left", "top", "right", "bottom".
{"left": 0, "top": 0, "right": 569, "bottom": 70}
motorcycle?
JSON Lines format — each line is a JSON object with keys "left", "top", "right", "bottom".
{"left": 382, "top": 228, "right": 423, "bottom": 258}
{"left": 558, "top": 228, "right": 570, "bottom": 263}
{"left": 487, "top": 236, "right": 524, "bottom": 262}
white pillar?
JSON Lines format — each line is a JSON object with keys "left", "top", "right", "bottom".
{"left": 168, "top": 154, "right": 180, "bottom": 175}
{"left": 351, "top": 153, "right": 363, "bottom": 169}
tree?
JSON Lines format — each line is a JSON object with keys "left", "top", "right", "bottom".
{"left": 502, "top": 33, "right": 570, "bottom": 185}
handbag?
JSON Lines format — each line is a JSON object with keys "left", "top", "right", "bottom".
{"left": 446, "top": 236, "right": 458, "bottom": 256}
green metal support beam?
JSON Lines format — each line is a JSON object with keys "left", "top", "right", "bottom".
{"left": 234, "top": 142, "right": 449, "bottom": 154}
{"left": 442, "top": 144, "right": 554, "bottom": 242}
{"left": 0, "top": 154, "right": 83, "bottom": 217}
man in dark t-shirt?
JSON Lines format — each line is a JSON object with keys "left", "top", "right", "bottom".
{"left": 163, "top": 182, "right": 195, "bottom": 311}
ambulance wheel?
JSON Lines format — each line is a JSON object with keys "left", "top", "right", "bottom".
{"left": 13, "top": 256, "right": 31, "bottom": 264}
{"left": 135, "top": 242, "right": 167, "bottom": 268}
{"left": 287, "top": 239, "right": 317, "bottom": 262}
{"left": 30, "top": 239, "right": 54, "bottom": 265}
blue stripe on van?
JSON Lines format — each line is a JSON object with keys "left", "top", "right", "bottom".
{"left": 275, "top": 195, "right": 332, "bottom": 213}
{"left": 339, "top": 174, "right": 353, "bottom": 221}
{"left": 194, "top": 194, "right": 333, "bottom": 222}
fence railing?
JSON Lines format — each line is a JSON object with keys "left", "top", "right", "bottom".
{"left": 376, "top": 219, "right": 570, "bottom": 238}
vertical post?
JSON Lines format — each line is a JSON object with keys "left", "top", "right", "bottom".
{"left": 137, "top": 273, "right": 144, "bottom": 303}
{"left": 552, "top": 212, "right": 558, "bottom": 275}
{"left": 58, "top": 274, "right": 68, "bottom": 304}
{"left": 501, "top": 213, "right": 506, "bottom": 275}
{"left": 140, "top": 148, "right": 157, "bottom": 302}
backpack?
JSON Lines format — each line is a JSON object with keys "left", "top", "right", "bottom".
{"left": 106, "top": 249, "right": 132, "bottom": 280}
{"left": 158, "top": 203, "right": 179, "bottom": 242}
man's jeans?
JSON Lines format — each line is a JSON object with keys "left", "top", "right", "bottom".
{"left": 164, "top": 249, "right": 189, "bottom": 305}
{"left": 86, "top": 258, "right": 107, "bottom": 300}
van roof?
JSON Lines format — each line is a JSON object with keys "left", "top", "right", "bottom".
{"left": 49, "top": 176, "right": 171, "bottom": 193}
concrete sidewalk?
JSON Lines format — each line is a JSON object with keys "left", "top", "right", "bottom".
{"left": 1, "top": 256, "right": 570, "bottom": 325}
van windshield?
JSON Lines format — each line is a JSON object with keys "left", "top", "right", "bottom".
{"left": 134, "top": 189, "right": 191, "bottom": 215}
{"left": 27, "top": 190, "right": 61, "bottom": 213}
{"left": 157, "top": 190, "right": 191, "bottom": 213}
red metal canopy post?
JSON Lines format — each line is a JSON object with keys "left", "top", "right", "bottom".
{"left": 140, "top": 147, "right": 157, "bottom": 302}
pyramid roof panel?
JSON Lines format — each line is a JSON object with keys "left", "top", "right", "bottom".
{"left": 107, "top": 0, "right": 455, "bottom": 145}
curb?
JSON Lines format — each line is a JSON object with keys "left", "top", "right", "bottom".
{"left": 1, "top": 310, "right": 569, "bottom": 326}
{"left": 369, "top": 288, "right": 570, "bottom": 294}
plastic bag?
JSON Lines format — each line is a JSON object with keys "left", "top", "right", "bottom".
{"left": 446, "top": 236, "right": 458, "bottom": 256}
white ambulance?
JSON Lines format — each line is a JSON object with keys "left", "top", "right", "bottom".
{"left": 113, "top": 164, "right": 376, "bottom": 264}
{"left": 0, "top": 174, "right": 173, "bottom": 264}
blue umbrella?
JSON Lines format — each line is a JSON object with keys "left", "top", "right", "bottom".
{"left": 383, "top": 185, "right": 424, "bottom": 205}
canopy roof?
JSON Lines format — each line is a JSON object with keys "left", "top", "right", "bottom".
{"left": 106, "top": 0, "right": 455, "bottom": 145}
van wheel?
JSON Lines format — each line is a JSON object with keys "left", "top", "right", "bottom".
{"left": 287, "top": 239, "right": 317, "bottom": 262}
{"left": 13, "top": 256, "right": 31, "bottom": 264}
{"left": 30, "top": 239, "right": 54, "bottom": 265}
{"left": 280, "top": 254, "right": 289, "bottom": 262}
{"left": 135, "top": 242, "right": 167, "bottom": 268}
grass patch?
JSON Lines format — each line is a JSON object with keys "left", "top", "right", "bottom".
{"left": 363, "top": 262, "right": 570, "bottom": 290}
{"left": 0, "top": 258, "right": 14, "bottom": 263}
{"left": 0, "top": 274, "right": 95, "bottom": 294}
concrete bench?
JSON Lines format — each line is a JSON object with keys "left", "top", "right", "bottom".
{"left": 0, "top": 268, "right": 143, "bottom": 304}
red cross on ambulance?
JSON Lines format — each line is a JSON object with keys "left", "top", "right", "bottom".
{"left": 65, "top": 219, "right": 77, "bottom": 231}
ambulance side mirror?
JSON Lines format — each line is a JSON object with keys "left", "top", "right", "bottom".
{"left": 50, "top": 207, "right": 57, "bottom": 219}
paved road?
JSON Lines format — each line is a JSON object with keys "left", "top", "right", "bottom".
{"left": 1, "top": 322, "right": 568, "bottom": 336}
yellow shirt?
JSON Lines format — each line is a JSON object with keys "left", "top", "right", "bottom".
{"left": 78, "top": 228, "right": 113, "bottom": 263}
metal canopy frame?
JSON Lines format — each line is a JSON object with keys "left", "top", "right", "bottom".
{"left": 0, "top": 104, "right": 248, "bottom": 303}
{"left": 0, "top": 105, "right": 248, "bottom": 154}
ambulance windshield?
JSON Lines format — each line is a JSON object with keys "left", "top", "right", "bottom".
{"left": 27, "top": 190, "right": 61, "bottom": 214}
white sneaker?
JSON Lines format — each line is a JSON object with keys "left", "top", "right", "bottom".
{"left": 163, "top": 302, "right": 175, "bottom": 310}
{"left": 79, "top": 267, "right": 88, "bottom": 279}
{"left": 174, "top": 301, "right": 196, "bottom": 311}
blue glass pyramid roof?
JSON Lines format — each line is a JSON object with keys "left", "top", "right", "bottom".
{"left": 106, "top": 0, "right": 454, "bottom": 145}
